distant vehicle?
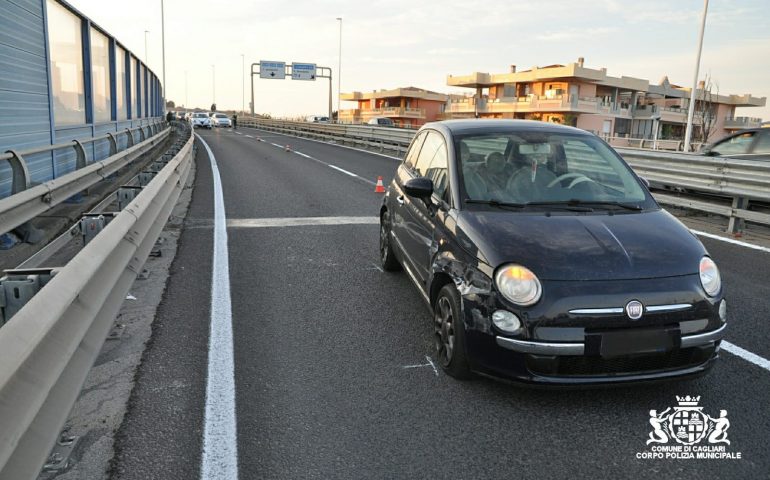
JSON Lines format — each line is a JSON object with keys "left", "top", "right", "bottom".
{"left": 701, "top": 128, "right": 770, "bottom": 161}
{"left": 367, "top": 117, "right": 395, "bottom": 127}
{"left": 211, "top": 113, "right": 232, "bottom": 128}
{"left": 306, "top": 115, "right": 329, "bottom": 123}
{"left": 380, "top": 119, "right": 725, "bottom": 384}
{"left": 191, "top": 112, "right": 211, "bottom": 129}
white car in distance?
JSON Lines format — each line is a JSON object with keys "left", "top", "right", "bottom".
{"left": 191, "top": 112, "right": 211, "bottom": 129}
{"left": 211, "top": 113, "right": 232, "bottom": 128}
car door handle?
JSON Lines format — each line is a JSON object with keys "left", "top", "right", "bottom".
{"left": 397, "top": 195, "right": 405, "bottom": 205}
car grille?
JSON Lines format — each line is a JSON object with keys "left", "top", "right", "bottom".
{"left": 526, "top": 346, "right": 714, "bottom": 377}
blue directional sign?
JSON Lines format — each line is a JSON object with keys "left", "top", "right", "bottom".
{"left": 260, "top": 61, "right": 285, "bottom": 79}
{"left": 291, "top": 63, "right": 317, "bottom": 81}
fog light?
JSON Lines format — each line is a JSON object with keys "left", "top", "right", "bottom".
{"left": 719, "top": 300, "right": 727, "bottom": 322}
{"left": 492, "top": 310, "right": 521, "bottom": 333}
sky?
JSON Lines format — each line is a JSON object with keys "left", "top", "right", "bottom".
{"left": 67, "top": 0, "right": 770, "bottom": 121}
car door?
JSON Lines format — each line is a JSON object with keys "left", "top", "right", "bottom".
{"left": 747, "top": 130, "right": 770, "bottom": 162}
{"left": 391, "top": 131, "right": 427, "bottom": 267}
{"left": 400, "top": 130, "right": 448, "bottom": 285}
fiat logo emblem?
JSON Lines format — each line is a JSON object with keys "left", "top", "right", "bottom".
{"left": 626, "top": 300, "right": 644, "bottom": 320}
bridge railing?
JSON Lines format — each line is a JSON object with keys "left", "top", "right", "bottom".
{"left": 0, "top": 119, "right": 168, "bottom": 236}
{"left": 0, "top": 122, "right": 194, "bottom": 479}
{"left": 240, "top": 117, "right": 770, "bottom": 233}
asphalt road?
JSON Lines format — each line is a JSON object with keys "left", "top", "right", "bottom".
{"left": 110, "top": 126, "right": 770, "bottom": 479}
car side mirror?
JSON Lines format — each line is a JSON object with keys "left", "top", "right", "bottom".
{"left": 640, "top": 177, "right": 650, "bottom": 189}
{"left": 404, "top": 177, "right": 433, "bottom": 200}
{"left": 703, "top": 150, "right": 718, "bottom": 157}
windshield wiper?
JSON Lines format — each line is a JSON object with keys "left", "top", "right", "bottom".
{"left": 525, "top": 200, "right": 643, "bottom": 211}
{"left": 465, "top": 199, "right": 592, "bottom": 212}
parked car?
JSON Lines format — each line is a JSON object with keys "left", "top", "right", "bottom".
{"left": 191, "top": 112, "right": 211, "bottom": 129}
{"left": 379, "top": 119, "right": 726, "bottom": 385}
{"left": 306, "top": 115, "right": 330, "bottom": 123}
{"left": 211, "top": 113, "right": 232, "bottom": 128}
{"left": 701, "top": 128, "right": 770, "bottom": 161}
{"left": 368, "top": 117, "right": 395, "bottom": 127}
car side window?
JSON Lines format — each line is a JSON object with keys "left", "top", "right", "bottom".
{"left": 711, "top": 132, "right": 755, "bottom": 155}
{"left": 414, "top": 131, "right": 443, "bottom": 177}
{"left": 404, "top": 132, "right": 426, "bottom": 169}
{"left": 425, "top": 141, "right": 449, "bottom": 202}
{"left": 752, "top": 132, "right": 770, "bottom": 154}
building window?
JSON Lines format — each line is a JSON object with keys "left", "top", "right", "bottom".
{"left": 116, "top": 47, "right": 127, "bottom": 120}
{"left": 47, "top": 0, "right": 86, "bottom": 126}
{"left": 90, "top": 28, "right": 111, "bottom": 122}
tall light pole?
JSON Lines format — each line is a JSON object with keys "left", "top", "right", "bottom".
{"left": 144, "top": 30, "right": 149, "bottom": 63}
{"left": 241, "top": 54, "right": 245, "bottom": 114}
{"left": 211, "top": 64, "right": 216, "bottom": 108}
{"left": 184, "top": 70, "right": 188, "bottom": 109}
{"left": 161, "top": 0, "right": 166, "bottom": 107}
{"left": 336, "top": 17, "right": 342, "bottom": 123}
{"left": 683, "top": 0, "right": 709, "bottom": 153}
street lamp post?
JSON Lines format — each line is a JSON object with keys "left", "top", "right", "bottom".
{"left": 212, "top": 64, "right": 216, "bottom": 107}
{"left": 161, "top": 0, "right": 166, "bottom": 107}
{"left": 683, "top": 0, "right": 709, "bottom": 152}
{"left": 241, "top": 54, "right": 245, "bottom": 114}
{"left": 336, "top": 17, "right": 342, "bottom": 123}
{"left": 184, "top": 70, "right": 188, "bottom": 109}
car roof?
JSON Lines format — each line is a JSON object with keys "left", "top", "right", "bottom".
{"left": 422, "top": 119, "right": 591, "bottom": 136}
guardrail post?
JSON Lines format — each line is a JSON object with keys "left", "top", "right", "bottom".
{"left": 125, "top": 128, "right": 135, "bottom": 148}
{"left": 72, "top": 140, "right": 87, "bottom": 169}
{"left": 138, "top": 126, "right": 146, "bottom": 142}
{"left": 106, "top": 133, "right": 118, "bottom": 156}
{"left": 727, "top": 196, "right": 747, "bottom": 234}
{"left": 4, "top": 150, "right": 31, "bottom": 194}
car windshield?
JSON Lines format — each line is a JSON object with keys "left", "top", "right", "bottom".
{"left": 215, "top": 114, "right": 227, "bottom": 118}
{"left": 194, "top": 113, "right": 206, "bottom": 118}
{"left": 456, "top": 131, "right": 650, "bottom": 207}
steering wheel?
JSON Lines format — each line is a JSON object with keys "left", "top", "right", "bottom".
{"left": 547, "top": 173, "right": 594, "bottom": 189}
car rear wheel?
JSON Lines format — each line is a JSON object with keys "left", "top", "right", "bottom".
{"left": 434, "top": 285, "right": 473, "bottom": 379}
{"left": 380, "top": 211, "right": 401, "bottom": 272}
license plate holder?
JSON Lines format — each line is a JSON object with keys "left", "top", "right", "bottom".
{"left": 587, "top": 326, "right": 680, "bottom": 357}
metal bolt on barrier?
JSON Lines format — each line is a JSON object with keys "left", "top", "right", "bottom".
{"left": 116, "top": 186, "right": 143, "bottom": 211}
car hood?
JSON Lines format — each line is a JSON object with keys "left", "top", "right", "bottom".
{"left": 455, "top": 209, "right": 706, "bottom": 281}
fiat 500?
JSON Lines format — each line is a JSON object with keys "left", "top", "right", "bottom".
{"left": 379, "top": 120, "right": 726, "bottom": 385}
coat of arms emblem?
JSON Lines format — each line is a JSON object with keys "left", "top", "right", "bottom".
{"left": 647, "top": 396, "right": 731, "bottom": 446}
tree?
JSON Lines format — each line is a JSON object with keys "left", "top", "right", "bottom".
{"left": 211, "top": 103, "right": 217, "bottom": 111}
{"left": 165, "top": 100, "right": 175, "bottom": 108}
{"left": 690, "top": 74, "right": 719, "bottom": 146}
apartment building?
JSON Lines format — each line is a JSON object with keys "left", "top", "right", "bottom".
{"left": 445, "top": 58, "right": 765, "bottom": 145}
{"left": 339, "top": 87, "right": 452, "bottom": 127}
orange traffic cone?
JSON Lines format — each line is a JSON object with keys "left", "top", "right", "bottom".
{"left": 375, "top": 176, "right": 386, "bottom": 193}
{"left": 285, "top": 144, "right": 291, "bottom": 152}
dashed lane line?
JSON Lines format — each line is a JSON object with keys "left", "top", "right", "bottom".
{"left": 722, "top": 341, "right": 770, "bottom": 372}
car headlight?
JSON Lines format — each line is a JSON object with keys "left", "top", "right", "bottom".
{"left": 495, "top": 264, "right": 542, "bottom": 306}
{"left": 699, "top": 256, "right": 721, "bottom": 297}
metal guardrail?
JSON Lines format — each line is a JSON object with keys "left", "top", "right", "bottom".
{"left": 0, "top": 119, "right": 169, "bottom": 236}
{"left": 240, "top": 117, "right": 770, "bottom": 232}
{"left": 0, "top": 124, "right": 194, "bottom": 479}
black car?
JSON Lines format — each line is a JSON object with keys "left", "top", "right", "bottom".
{"left": 379, "top": 120, "right": 727, "bottom": 385}
{"left": 701, "top": 128, "right": 770, "bottom": 161}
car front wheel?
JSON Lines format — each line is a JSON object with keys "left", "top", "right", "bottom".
{"left": 379, "top": 211, "right": 401, "bottom": 272}
{"left": 434, "top": 284, "right": 473, "bottom": 379}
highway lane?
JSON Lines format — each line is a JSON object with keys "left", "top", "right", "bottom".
{"left": 111, "top": 126, "right": 770, "bottom": 479}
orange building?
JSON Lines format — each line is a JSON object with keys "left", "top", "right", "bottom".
{"left": 339, "top": 87, "right": 451, "bottom": 128}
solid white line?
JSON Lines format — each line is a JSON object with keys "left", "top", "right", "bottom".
{"left": 295, "top": 151, "right": 313, "bottom": 159}
{"left": 270, "top": 142, "right": 283, "bottom": 148}
{"left": 235, "top": 132, "right": 242, "bottom": 135}
{"left": 328, "top": 164, "right": 359, "bottom": 177}
{"left": 195, "top": 134, "right": 239, "bottom": 480}
{"left": 692, "top": 229, "right": 770, "bottom": 254}
{"left": 722, "top": 341, "right": 770, "bottom": 372}
{"left": 244, "top": 134, "right": 253, "bottom": 138}
{"left": 227, "top": 216, "right": 377, "bottom": 228}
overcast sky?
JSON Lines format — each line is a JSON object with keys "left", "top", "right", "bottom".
{"left": 68, "top": 0, "right": 769, "bottom": 120}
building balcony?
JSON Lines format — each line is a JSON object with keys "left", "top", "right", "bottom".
{"left": 445, "top": 95, "right": 632, "bottom": 117}
{"left": 724, "top": 116, "right": 762, "bottom": 130}
{"left": 360, "top": 107, "right": 426, "bottom": 119}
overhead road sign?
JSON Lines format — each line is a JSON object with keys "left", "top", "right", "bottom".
{"left": 291, "top": 63, "right": 317, "bottom": 81}
{"left": 260, "top": 61, "right": 285, "bottom": 79}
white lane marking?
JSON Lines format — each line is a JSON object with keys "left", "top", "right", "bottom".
{"left": 245, "top": 126, "right": 401, "bottom": 161}
{"left": 295, "top": 151, "right": 312, "bottom": 159}
{"left": 722, "top": 341, "right": 770, "bottom": 372}
{"left": 235, "top": 132, "right": 242, "bottom": 135}
{"left": 328, "top": 164, "right": 359, "bottom": 178}
{"left": 692, "top": 229, "right": 770, "bottom": 254}
{"left": 270, "top": 142, "right": 283, "bottom": 148}
{"left": 195, "top": 134, "right": 239, "bottom": 480}
{"left": 245, "top": 134, "right": 253, "bottom": 138}
{"left": 402, "top": 356, "right": 439, "bottom": 376}
{"left": 227, "top": 216, "right": 378, "bottom": 228}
